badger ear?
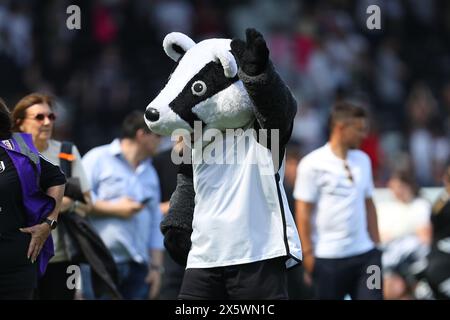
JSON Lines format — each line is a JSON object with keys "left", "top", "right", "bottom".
{"left": 214, "top": 49, "right": 238, "bottom": 78}
{"left": 163, "top": 32, "right": 196, "bottom": 62}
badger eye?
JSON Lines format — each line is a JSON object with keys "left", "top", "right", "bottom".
{"left": 191, "top": 80, "right": 207, "bottom": 96}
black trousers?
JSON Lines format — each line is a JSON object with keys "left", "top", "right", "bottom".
{"left": 426, "top": 250, "right": 450, "bottom": 300}
{"left": 179, "top": 256, "right": 288, "bottom": 300}
{"left": 160, "top": 251, "right": 185, "bottom": 299}
{"left": 35, "top": 262, "right": 76, "bottom": 300}
{"left": 287, "top": 264, "right": 315, "bottom": 299}
{"left": 312, "top": 248, "right": 383, "bottom": 300}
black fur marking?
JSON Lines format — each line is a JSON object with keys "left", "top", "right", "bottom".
{"left": 172, "top": 43, "right": 185, "bottom": 55}
{"left": 168, "top": 60, "right": 180, "bottom": 81}
{"left": 169, "top": 61, "right": 239, "bottom": 128}
{"left": 254, "top": 120, "right": 293, "bottom": 171}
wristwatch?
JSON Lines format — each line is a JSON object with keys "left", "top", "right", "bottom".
{"left": 43, "top": 218, "right": 58, "bottom": 230}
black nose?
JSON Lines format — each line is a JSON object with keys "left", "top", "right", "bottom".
{"left": 145, "top": 108, "right": 160, "bottom": 122}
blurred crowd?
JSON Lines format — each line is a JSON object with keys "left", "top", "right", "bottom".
{"left": 1, "top": 0, "right": 450, "bottom": 187}
{"left": 1, "top": 0, "right": 450, "bottom": 300}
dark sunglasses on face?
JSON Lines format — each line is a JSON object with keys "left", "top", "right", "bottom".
{"left": 28, "top": 113, "right": 56, "bottom": 122}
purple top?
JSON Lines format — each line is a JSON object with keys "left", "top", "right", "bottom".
{"left": 0, "top": 133, "right": 56, "bottom": 276}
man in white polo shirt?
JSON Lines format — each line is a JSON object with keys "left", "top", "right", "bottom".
{"left": 294, "top": 102, "right": 382, "bottom": 300}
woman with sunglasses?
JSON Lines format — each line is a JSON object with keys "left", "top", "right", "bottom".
{"left": 0, "top": 98, "right": 66, "bottom": 299}
{"left": 12, "top": 93, "right": 92, "bottom": 300}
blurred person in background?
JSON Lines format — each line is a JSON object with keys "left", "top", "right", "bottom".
{"left": 153, "top": 137, "right": 186, "bottom": 299}
{"left": 12, "top": 93, "right": 92, "bottom": 300}
{"left": 378, "top": 171, "right": 431, "bottom": 299}
{"left": 0, "top": 98, "right": 65, "bottom": 299}
{"left": 382, "top": 171, "right": 432, "bottom": 243}
{"left": 294, "top": 102, "right": 382, "bottom": 300}
{"left": 283, "top": 141, "right": 315, "bottom": 299}
{"left": 406, "top": 83, "right": 449, "bottom": 186}
{"left": 426, "top": 162, "right": 450, "bottom": 300}
{"left": 82, "top": 111, "right": 164, "bottom": 300}
{"left": 284, "top": 141, "right": 303, "bottom": 212}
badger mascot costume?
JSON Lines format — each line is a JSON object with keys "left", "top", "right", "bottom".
{"left": 145, "top": 29, "right": 302, "bottom": 299}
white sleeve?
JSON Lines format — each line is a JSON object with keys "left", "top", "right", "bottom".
{"left": 81, "top": 150, "right": 99, "bottom": 203}
{"left": 293, "top": 158, "right": 319, "bottom": 202}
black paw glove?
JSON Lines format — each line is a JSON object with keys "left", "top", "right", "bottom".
{"left": 163, "top": 227, "right": 191, "bottom": 266}
{"left": 230, "top": 28, "right": 269, "bottom": 76}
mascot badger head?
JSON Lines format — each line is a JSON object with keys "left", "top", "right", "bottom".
{"left": 144, "top": 32, "right": 255, "bottom": 136}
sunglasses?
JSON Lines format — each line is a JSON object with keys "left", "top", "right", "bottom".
{"left": 28, "top": 113, "right": 57, "bottom": 122}
{"left": 343, "top": 160, "right": 354, "bottom": 184}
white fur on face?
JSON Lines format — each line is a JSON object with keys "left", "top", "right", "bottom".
{"left": 144, "top": 102, "right": 192, "bottom": 136}
{"left": 192, "top": 81, "right": 254, "bottom": 131}
{"left": 145, "top": 37, "right": 253, "bottom": 136}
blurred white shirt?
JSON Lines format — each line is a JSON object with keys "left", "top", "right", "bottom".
{"left": 294, "top": 143, "right": 375, "bottom": 258}
{"left": 377, "top": 197, "right": 431, "bottom": 244}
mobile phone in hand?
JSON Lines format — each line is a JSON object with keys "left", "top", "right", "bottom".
{"left": 141, "top": 197, "right": 151, "bottom": 205}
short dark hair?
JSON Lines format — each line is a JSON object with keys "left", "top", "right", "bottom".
{"left": 391, "top": 170, "right": 420, "bottom": 197}
{"left": 0, "top": 98, "right": 12, "bottom": 139}
{"left": 120, "top": 110, "right": 151, "bottom": 139}
{"left": 328, "top": 102, "right": 367, "bottom": 131}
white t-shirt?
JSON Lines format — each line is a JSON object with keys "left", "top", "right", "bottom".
{"left": 294, "top": 143, "right": 375, "bottom": 258}
{"left": 377, "top": 197, "right": 431, "bottom": 243}
{"left": 186, "top": 125, "right": 303, "bottom": 269}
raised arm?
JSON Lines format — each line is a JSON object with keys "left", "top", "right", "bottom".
{"left": 231, "top": 28, "right": 298, "bottom": 145}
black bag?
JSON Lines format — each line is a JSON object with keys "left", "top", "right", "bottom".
{"left": 62, "top": 210, "right": 122, "bottom": 299}
{"left": 65, "top": 177, "right": 85, "bottom": 203}
{"left": 57, "top": 141, "right": 84, "bottom": 262}
{"left": 58, "top": 141, "right": 122, "bottom": 299}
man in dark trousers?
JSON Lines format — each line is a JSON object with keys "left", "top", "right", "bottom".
{"left": 295, "top": 102, "right": 383, "bottom": 300}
